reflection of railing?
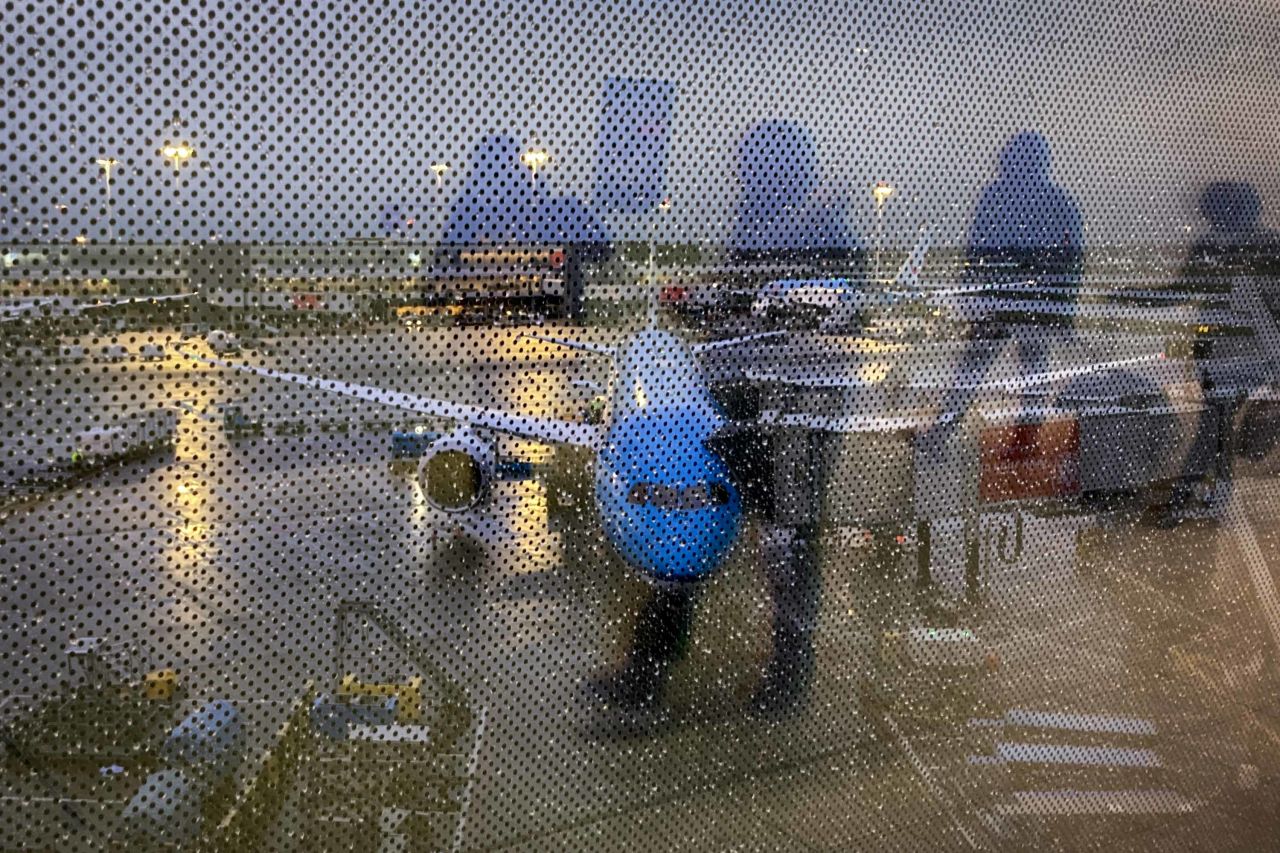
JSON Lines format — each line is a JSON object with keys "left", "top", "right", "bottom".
{"left": 335, "top": 600, "right": 469, "bottom": 724}
{"left": 209, "top": 684, "right": 315, "bottom": 852}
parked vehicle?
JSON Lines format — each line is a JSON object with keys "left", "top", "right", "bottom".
{"left": 98, "top": 343, "right": 128, "bottom": 363}
{"left": 206, "top": 330, "right": 240, "bottom": 354}
{"left": 72, "top": 409, "right": 177, "bottom": 466}
{"left": 58, "top": 344, "right": 88, "bottom": 362}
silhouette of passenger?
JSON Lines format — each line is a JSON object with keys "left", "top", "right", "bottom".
{"left": 441, "top": 133, "right": 610, "bottom": 319}
{"left": 966, "top": 131, "right": 1083, "bottom": 291}
{"left": 1184, "top": 181, "right": 1280, "bottom": 286}
{"left": 729, "top": 119, "right": 859, "bottom": 264}
{"left": 592, "top": 120, "right": 861, "bottom": 719}
{"left": 1165, "top": 182, "right": 1280, "bottom": 519}
{"left": 443, "top": 133, "right": 610, "bottom": 247}
{"left": 443, "top": 134, "right": 541, "bottom": 247}
{"left": 928, "top": 131, "right": 1086, "bottom": 443}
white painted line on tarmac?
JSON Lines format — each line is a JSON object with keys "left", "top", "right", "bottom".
{"left": 1004, "top": 709, "right": 1157, "bottom": 737}
{"left": 1223, "top": 484, "right": 1280, "bottom": 657}
{"left": 995, "top": 742, "right": 1161, "bottom": 768}
{"left": 994, "top": 789, "right": 1197, "bottom": 816}
{"left": 882, "top": 712, "right": 985, "bottom": 851}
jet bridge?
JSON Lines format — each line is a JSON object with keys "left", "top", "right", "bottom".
{"left": 715, "top": 329, "right": 1251, "bottom": 603}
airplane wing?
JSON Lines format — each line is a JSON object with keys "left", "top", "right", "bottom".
{"left": 692, "top": 330, "right": 785, "bottom": 355}
{"left": 81, "top": 293, "right": 196, "bottom": 309}
{"left": 757, "top": 409, "right": 955, "bottom": 433}
{"left": 958, "top": 353, "right": 1172, "bottom": 391}
{"left": 745, "top": 353, "right": 1175, "bottom": 392}
{"left": 519, "top": 333, "right": 615, "bottom": 358}
{"left": 181, "top": 351, "right": 603, "bottom": 448}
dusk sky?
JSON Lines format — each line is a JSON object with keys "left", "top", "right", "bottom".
{"left": 2, "top": 0, "right": 1277, "bottom": 246}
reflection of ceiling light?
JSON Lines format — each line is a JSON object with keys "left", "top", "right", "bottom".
{"left": 520, "top": 147, "right": 551, "bottom": 179}
{"left": 161, "top": 142, "right": 196, "bottom": 168}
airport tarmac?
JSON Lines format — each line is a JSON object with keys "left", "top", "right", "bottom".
{"left": 2, "top": 326, "right": 1279, "bottom": 850}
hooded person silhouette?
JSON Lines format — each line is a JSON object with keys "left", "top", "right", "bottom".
{"left": 729, "top": 119, "right": 857, "bottom": 264}
{"left": 1163, "top": 181, "right": 1280, "bottom": 521}
{"left": 589, "top": 121, "right": 851, "bottom": 719}
{"left": 925, "top": 131, "right": 1086, "bottom": 447}
{"left": 443, "top": 134, "right": 542, "bottom": 247}
{"left": 966, "top": 130, "right": 1083, "bottom": 287}
{"left": 1185, "top": 181, "right": 1280, "bottom": 282}
{"left": 441, "top": 133, "right": 610, "bottom": 318}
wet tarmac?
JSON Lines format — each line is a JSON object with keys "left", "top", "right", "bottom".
{"left": 1, "top": 327, "right": 1279, "bottom": 850}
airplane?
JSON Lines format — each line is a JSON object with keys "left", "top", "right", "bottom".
{"left": 0, "top": 293, "right": 194, "bottom": 324}
{"left": 751, "top": 229, "right": 1243, "bottom": 334}
{"left": 750, "top": 229, "right": 959, "bottom": 323}
{"left": 180, "top": 299, "right": 1168, "bottom": 584}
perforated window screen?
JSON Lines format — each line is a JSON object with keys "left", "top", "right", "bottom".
{"left": 2, "top": 2, "right": 1280, "bottom": 851}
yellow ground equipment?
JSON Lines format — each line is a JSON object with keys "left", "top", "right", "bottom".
{"left": 337, "top": 675, "right": 424, "bottom": 724}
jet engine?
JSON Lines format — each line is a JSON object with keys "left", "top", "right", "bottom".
{"left": 417, "top": 428, "right": 495, "bottom": 512}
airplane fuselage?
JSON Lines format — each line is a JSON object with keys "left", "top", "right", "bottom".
{"left": 592, "top": 329, "right": 743, "bottom": 582}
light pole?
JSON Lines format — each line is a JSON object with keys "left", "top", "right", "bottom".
{"left": 520, "top": 147, "right": 550, "bottom": 186}
{"left": 161, "top": 141, "right": 196, "bottom": 188}
{"left": 647, "top": 197, "right": 671, "bottom": 325}
{"left": 95, "top": 157, "right": 120, "bottom": 242}
{"left": 430, "top": 162, "right": 449, "bottom": 189}
{"left": 872, "top": 180, "right": 895, "bottom": 281}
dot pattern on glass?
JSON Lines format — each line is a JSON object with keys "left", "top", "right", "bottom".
{"left": 2, "top": 1, "right": 1280, "bottom": 851}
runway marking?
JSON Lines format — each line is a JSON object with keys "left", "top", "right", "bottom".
{"left": 993, "top": 789, "right": 1196, "bottom": 816}
{"left": 1223, "top": 483, "right": 1280, "bottom": 658}
{"left": 994, "top": 742, "right": 1160, "bottom": 768}
{"left": 881, "top": 712, "right": 985, "bottom": 850}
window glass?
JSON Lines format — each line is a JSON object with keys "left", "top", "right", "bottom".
{"left": 2, "top": 2, "right": 1279, "bottom": 851}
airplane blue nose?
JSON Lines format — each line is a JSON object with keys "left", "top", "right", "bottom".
{"left": 597, "top": 408, "right": 744, "bottom": 581}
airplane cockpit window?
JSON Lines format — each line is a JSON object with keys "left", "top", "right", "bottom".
{"left": 4, "top": 1, "right": 1280, "bottom": 851}
{"left": 627, "top": 482, "right": 731, "bottom": 510}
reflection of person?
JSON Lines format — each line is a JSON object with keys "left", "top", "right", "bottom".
{"left": 1183, "top": 181, "right": 1280, "bottom": 291}
{"left": 1165, "top": 182, "right": 1280, "bottom": 520}
{"left": 928, "top": 131, "right": 1085, "bottom": 441}
{"left": 592, "top": 121, "right": 854, "bottom": 720}
{"left": 442, "top": 134, "right": 611, "bottom": 319}
{"left": 443, "top": 134, "right": 540, "bottom": 247}
{"left": 729, "top": 119, "right": 860, "bottom": 266}
{"left": 594, "top": 527, "right": 819, "bottom": 716}
{"left": 966, "top": 131, "right": 1083, "bottom": 290}
{"left": 443, "top": 133, "right": 611, "bottom": 247}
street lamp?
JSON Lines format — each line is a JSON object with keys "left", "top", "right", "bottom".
{"left": 520, "top": 147, "right": 550, "bottom": 185}
{"left": 161, "top": 141, "right": 196, "bottom": 187}
{"left": 872, "top": 181, "right": 895, "bottom": 281}
{"left": 430, "top": 162, "right": 449, "bottom": 189}
{"left": 95, "top": 157, "right": 120, "bottom": 242}
{"left": 646, "top": 197, "right": 672, "bottom": 325}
